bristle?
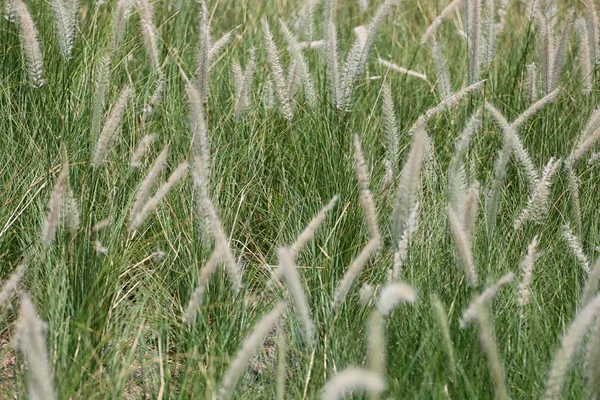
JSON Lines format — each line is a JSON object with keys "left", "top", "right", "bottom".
{"left": 13, "top": 0, "right": 44, "bottom": 87}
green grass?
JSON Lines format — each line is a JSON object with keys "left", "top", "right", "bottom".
{"left": 1, "top": 0, "right": 600, "bottom": 398}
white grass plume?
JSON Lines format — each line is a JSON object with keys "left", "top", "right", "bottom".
{"left": 537, "top": 11, "right": 553, "bottom": 95}
{"left": 130, "top": 161, "right": 189, "bottom": 231}
{"left": 183, "top": 246, "right": 221, "bottom": 323}
{"left": 367, "top": 310, "right": 385, "bottom": 392}
{"left": 420, "top": 0, "right": 461, "bottom": 45}
{"left": 353, "top": 135, "right": 380, "bottom": 239}
{"left": 92, "top": 85, "right": 133, "bottom": 168}
{"left": 278, "top": 248, "right": 315, "bottom": 346}
{"left": 448, "top": 206, "right": 478, "bottom": 287}
{"left": 548, "top": 10, "right": 573, "bottom": 92}
{"left": 525, "top": 62, "right": 538, "bottom": 103}
{"left": 392, "top": 127, "right": 426, "bottom": 242}
{"left": 376, "top": 58, "right": 428, "bottom": 82}
{"left": 233, "top": 49, "right": 255, "bottom": 120}
{"left": 136, "top": 0, "right": 160, "bottom": 70}
{"left": 130, "top": 146, "right": 168, "bottom": 226}
{"left": 276, "top": 327, "right": 287, "bottom": 400}
{"left": 193, "top": 157, "right": 243, "bottom": 293}
{"left": 448, "top": 108, "right": 482, "bottom": 210}
{"left": 562, "top": 224, "right": 589, "bottom": 274}
{"left": 111, "top": 0, "right": 133, "bottom": 50}
{"left": 51, "top": 0, "right": 79, "bottom": 60}
{"left": 92, "top": 217, "right": 111, "bottom": 232}
{"left": 321, "top": 367, "right": 385, "bottom": 400}
{"left": 376, "top": 281, "right": 417, "bottom": 316}
{"left": 0, "top": 264, "right": 24, "bottom": 307}
{"left": 543, "top": 295, "right": 600, "bottom": 400}
{"left": 518, "top": 236, "right": 538, "bottom": 317}
{"left": 462, "top": 181, "right": 480, "bottom": 240}
{"left": 41, "top": 159, "right": 69, "bottom": 247}
{"left": 338, "top": 0, "right": 398, "bottom": 110}
{"left": 13, "top": 293, "right": 55, "bottom": 400}
{"left": 333, "top": 237, "right": 380, "bottom": 309}
{"left": 576, "top": 18, "right": 593, "bottom": 95}
{"left": 13, "top": 0, "right": 44, "bottom": 87}
{"left": 482, "top": 0, "right": 496, "bottom": 70}
{"left": 391, "top": 201, "right": 419, "bottom": 281}
{"left": 290, "top": 195, "right": 338, "bottom": 260}
{"left": 299, "top": 0, "right": 317, "bottom": 40}
{"left": 217, "top": 303, "right": 285, "bottom": 400}
{"left": 195, "top": 1, "right": 211, "bottom": 103}
{"left": 130, "top": 134, "right": 155, "bottom": 168}
{"left": 140, "top": 70, "right": 165, "bottom": 127}
{"left": 91, "top": 56, "right": 111, "bottom": 143}
{"left": 299, "top": 40, "right": 324, "bottom": 49}
{"left": 209, "top": 30, "right": 234, "bottom": 68}
{"left": 461, "top": 272, "right": 514, "bottom": 326}
{"left": 263, "top": 19, "right": 293, "bottom": 120}
{"left": 279, "top": 19, "right": 317, "bottom": 107}
{"left": 511, "top": 87, "right": 560, "bottom": 130}
{"left": 466, "top": 0, "right": 482, "bottom": 84}
{"left": 63, "top": 188, "right": 80, "bottom": 234}
{"left": 585, "top": 0, "right": 599, "bottom": 65}
{"left": 431, "top": 37, "right": 453, "bottom": 98}
{"left": 187, "top": 84, "right": 211, "bottom": 182}
{"left": 381, "top": 79, "right": 398, "bottom": 170}
{"left": 514, "top": 157, "right": 560, "bottom": 230}
{"left": 570, "top": 107, "right": 600, "bottom": 163}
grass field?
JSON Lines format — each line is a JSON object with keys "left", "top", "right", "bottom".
{"left": 1, "top": 0, "right": 600, "bottom": 398}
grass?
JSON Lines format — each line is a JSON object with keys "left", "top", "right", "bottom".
{"left": 1, "top": 0, "right": 600, "bottom": 398}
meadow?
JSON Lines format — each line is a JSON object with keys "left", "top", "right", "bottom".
{"left": 1, "top": 0, "right": 600, "bottom": 398}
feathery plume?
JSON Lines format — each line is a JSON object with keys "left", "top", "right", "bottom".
{"left": 188, "top": 84, "right": 211, "bottom": 183}
{"left": 298, "top": 40, "right": 324, "bottom": 49}
{"left": 13, "top": 0, "right": 44, "bottom": 87}
{"left": 537, "top": 11, "right": 553, "bottom": 94}
{"left": 431, "top": 294, "right": 457, "bottom": 380}
{"left": 589, "top": 152, "right": 600, "bottom": 165}
{"left": 130, "top": 146, "right": 168, "bottom": 225}
{"left": 0, "top": 264, "right": 24, "bottom": 307}
{"left": 359, "top": 283, "right": 374, "bottom": 305}
{"left": 276, "top": 327, "right": 287, "bottom": 400}
{"left": 209, "top": 30, "right": 234, "bottom": 67}
{"left": 278, "top": 248, "right": 315, "bottom": 346}
{"left": 543, "top": 295, "right": 600, "bottom": 400}
{"left": 92, "top": 217, "right": 111, "bottom": 232}
{"left": 321, "top": 367, "right": 385, "bottom": 400}
{"left": 63, "top": 188, "right": 80, "bottom": 234}
{"left": 140, "top": 71, "right": 165, "bottom": 126}
{"left": 585, "top": 0, "right": 599, "bottom": 65}
{"left": 357, "top": 0, "right": 368, "bottom": 13}
{"left": 376, "top": 58, "right": 428, "bottom": 82}
{"left": 448, "top": 206, "right": 478, "bottom": 286}
{"left": 376, "top": 282, "right": 417, "bottom": 316}
{"left": 193, "top": 157, "right": 243, "bottom": 292}
{"left": 130, "top": 161, "right": 189, "bottom": 231}
{"left": 461, "top": 272, "right": 515, "bottom": 325}
{"left": 92, "top": 85, "right": 133, "bottom": 168}
{"left": 431, "top": 37, "right": 453, "bottom": 98}
{"left": 183, "top": 246, "right": 221, "bottom": 323}
{"left": 462, "top": 181, "right": 480, "bottom": 239}
{"left": 585, "top": 317, "right": 600, "bottom": 399}
{"left": 576, "top": 19, "right": 593, "bottom": 95}
{"left": 279, "top": 19, "right": 317, "bottom": 107}
{"left": 466, "top": 0, "right": 482, "bottom": 84}
{"left": 13, "top": 293, "right": 55, "bottom": 400}
{"left": 581, "top": 256, "right": 600, "bottom": 308}
{"left": 548, "top": 10, "right": 573, "bottom": 92}
{"left": 130, "top": 134, "right": 155, "bottom": 168}
{"left": 391, "top": 201, "right": 419, "bottom": 281}
{"left": 217, "top": 303, "right": 285, "bottom": 400}
{"left": 338, "top": 0, "right": 398, "bottom": 110}
{"left": 392, "top": 127, "right": 426, "bottom": 241}
{"left": 233, "top": 49, "right": 256, "bottom": 120}
{"left": 41, "top": 159, "right": 69, "bottom": 247}
{"left": 565, "top": 163, "right": 582, "bottom": 234}
{"left": 562, "top": 224, "right": 589, "bottom": 274}
{"left": 324, "top": 5, "right": 340, "bottom": 106}
{"left": 517, "top": 236, "right": 538, "bottom": 317}
{"left": 381, "top": 79, "right": 398, "bottom": 169}
{"left": 94, "top": 240, "right": 108, "bottom": 255}
{"left": 263, "top": 19, "right": 293, "bottom": 120}
{"left": 111, "top": 0, "right": 133, "bottom": 50}
{"left": 91, "top": 56, "right": 111, "bottom": 143}
{"left": 290, "top": 195, "right": 338, "bottom": 260}
{"left": 525, "top": 62, "right": 538, "bottom": 103}
{"left": 51, "top": 0, "right": 79, "bottom": 59}
{"left": 136, "top": 0, "right": 160, "bottom": 70}
{"left": 195, "top": 1, "right": 211, "bottom": 103}
{"left": 367, "top": 311, "right": 385, "bottom": 400}
{"left": 570, "top": 107, "right": 600, "bottom": 163}
{"left": 482, "top": 0, "right": 496, "bottom": 70}
{"left": 514, "top": 157, "right": 560, "bottom": 230}
{"left": 299, "top": 0, "right": 317, "bottom": 40}
{"left": 287, "top": 59, "right": 302, "bottom": 99}
{"left": 353, "top": 135, "right": 381, "bottom": 239}
{"left": 333, "top": 237, "right": 380, "bottom": 308}
{"left": 512, "top": 87, "right": 560, "bottom": 129}
{"left": 420, "top": 0, "right": 461, "bottom": 45}
{"left": 448, "top": 109, "right": 482, "bottom": 209}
